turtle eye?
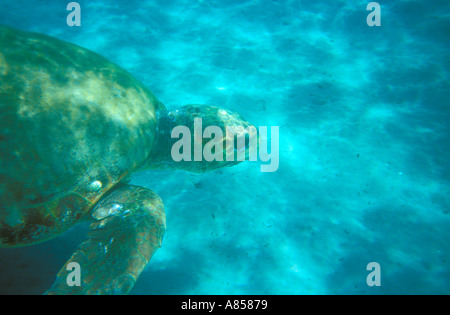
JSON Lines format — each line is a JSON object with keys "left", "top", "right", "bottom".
{"left": 187, "top": 106, "right": 200, "bottom": 116}
{"left": 231, "top": 125, "right": 244, "bottom": 134}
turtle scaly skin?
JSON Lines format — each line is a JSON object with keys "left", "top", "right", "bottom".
{"left": 0, "top": 26, "right": 255, "bottom": 294}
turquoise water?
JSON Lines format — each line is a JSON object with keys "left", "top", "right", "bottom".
{"left": 0, "top": 0, "right": 449, "bottom": 294}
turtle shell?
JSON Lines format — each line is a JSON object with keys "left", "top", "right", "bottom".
{"left": 0, "top": 26, "right": 163, "bottom": 246}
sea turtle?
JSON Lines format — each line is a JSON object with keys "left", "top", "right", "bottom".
{"left": 0, "top": 26, "right": 255, "bottom": 294}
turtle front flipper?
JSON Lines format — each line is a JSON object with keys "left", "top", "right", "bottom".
{"left": 45, "top": 185, "right": 165, "bottom": 295}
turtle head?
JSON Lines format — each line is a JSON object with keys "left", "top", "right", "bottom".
{"left": 148, "top": 104, "right": 258, "bottom": 173}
